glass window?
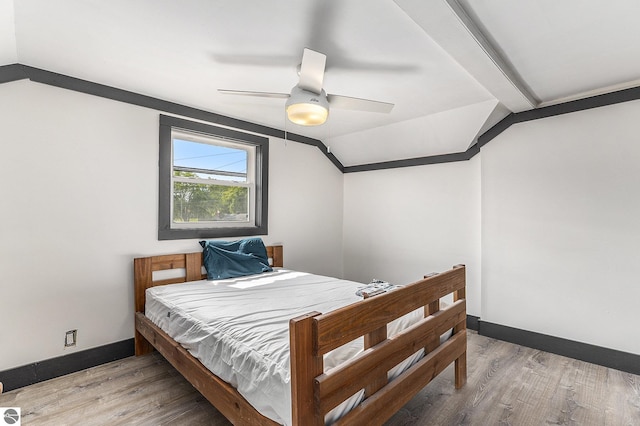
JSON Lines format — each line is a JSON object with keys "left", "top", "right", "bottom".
{"left": 159, "top": 115, "right": 268, "bottom": 240}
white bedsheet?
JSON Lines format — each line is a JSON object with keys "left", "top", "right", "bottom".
{"left": 145, "top": 270, "right": 428, "bottom": 425}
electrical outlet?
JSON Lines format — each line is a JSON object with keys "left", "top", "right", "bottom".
{"left": 65, "top": 330, "right": 77, "bottom": 347}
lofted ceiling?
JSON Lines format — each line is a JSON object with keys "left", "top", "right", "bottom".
{"left": 2, "top": 0, "right": 640, "bottom": 167}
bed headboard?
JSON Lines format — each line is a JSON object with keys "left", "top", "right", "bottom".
{"left": 134, "top": 245, "right": 283, "bottom": 314}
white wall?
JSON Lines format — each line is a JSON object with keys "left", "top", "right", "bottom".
{"left": 268, "top": 135, "right": 344, "bottom": 278}
{"left": 0, "top": 80, "right": 343, "bottom": 371}
{"left": 342, "top": 157, "right": 481, "bottom": 316}
{"left": 0, "top": 0, "right": 17, "bottom": 63}
{"left": 482, "top": 100, "right": 640, "bottom": 355}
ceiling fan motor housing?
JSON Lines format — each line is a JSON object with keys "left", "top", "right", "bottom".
{"left": 285, "top": 86, "right": 330, "bottom": 125}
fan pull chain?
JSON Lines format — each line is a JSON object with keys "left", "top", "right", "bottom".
{"left": 326, "top": 112, "right": 331, "bottom": 154}
{"left": 284, "top": 109, "right": 288, "bottom": 147}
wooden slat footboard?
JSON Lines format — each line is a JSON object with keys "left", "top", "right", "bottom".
{"left": 290, "top": 265, "right": 467, "bottom": 425}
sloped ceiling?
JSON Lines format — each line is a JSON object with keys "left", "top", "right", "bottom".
{"left": 456, "top": 0, "right": 640, "bottom": 105}
{"left": 2, "top": 0, "right": 640, "bottom": 168}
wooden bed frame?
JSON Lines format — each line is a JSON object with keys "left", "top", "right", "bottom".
{"left": 134, "top": 245, "right": 467, "bottom": 425}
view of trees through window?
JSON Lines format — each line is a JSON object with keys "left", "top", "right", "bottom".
{"left": 172, "top": 137, "right": 251, "bottom": 225}
{"left": 173, "top": 171, "right": 249, "bottom": 223}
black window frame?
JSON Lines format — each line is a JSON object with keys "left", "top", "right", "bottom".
{"left": 158, "top": 115, "right": 268, "bottom": 240}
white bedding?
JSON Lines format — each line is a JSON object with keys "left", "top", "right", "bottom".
{"left": 145, "top": 269, "right": 431, "bottom": 425}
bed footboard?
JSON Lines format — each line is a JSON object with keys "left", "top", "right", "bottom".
{"left": 290, "top": 265, "right": 467, "bottom": 426}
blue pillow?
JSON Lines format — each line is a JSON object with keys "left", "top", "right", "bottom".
{"left": 199, "top": 238, "right": 273, "bottom": 280}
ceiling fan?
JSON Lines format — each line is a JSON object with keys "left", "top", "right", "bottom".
{"left": 218, "top": 48, "right": 394, "bottom": 126}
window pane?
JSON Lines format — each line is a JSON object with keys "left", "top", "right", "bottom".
{"left": 173, "top": 182, "right": 249, "bottom": 223}
{"left": 173, "top": 138, "right": 247, "bottom": 182}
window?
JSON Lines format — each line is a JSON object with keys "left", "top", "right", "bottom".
{"left": 159, "top": 115, "right": 268, "bottom": 240}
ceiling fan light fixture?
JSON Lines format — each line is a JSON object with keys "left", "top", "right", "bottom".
{"left": 285, "top": 86, "right": 329, "bottom": 126}
{"left": 286, "top": 102, "right": 329, "bottom": 126}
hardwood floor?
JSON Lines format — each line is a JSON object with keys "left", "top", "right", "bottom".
{"left": 1, "top": 331, "right": 638, "bottom": 425}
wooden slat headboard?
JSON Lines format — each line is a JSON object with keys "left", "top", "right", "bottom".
{"left": 134, "top": 245, "right": 283, "bottom": 314}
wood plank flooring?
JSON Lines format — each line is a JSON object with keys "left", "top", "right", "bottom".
{"left": 1, "top": 331, "right": 638, "bottom": 425}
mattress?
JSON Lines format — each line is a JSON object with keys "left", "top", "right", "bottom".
{"left": 145, "top": 269, "right": 436, "bottom": 425}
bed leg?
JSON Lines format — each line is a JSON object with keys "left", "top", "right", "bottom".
{"left": 135, "top": 331, "right": 154, "bottom": 356}
{"left": 455, "top": 351, "right": 467, "bottom": 389}
{"left": 452, "top": 265, "right": 467, "bottom": 389}
{"left": 134, "top": 313, "right": 154, "bottom": 356}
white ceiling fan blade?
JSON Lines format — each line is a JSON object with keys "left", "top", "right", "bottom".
{"left": 218, "top": 89, "right": 290, "bottom": 99}
{"left": 327, "top": 94, "right": 394, "bottom": 113}
{"left": 297, "top": 48, "right": 326, "bottom": 95}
